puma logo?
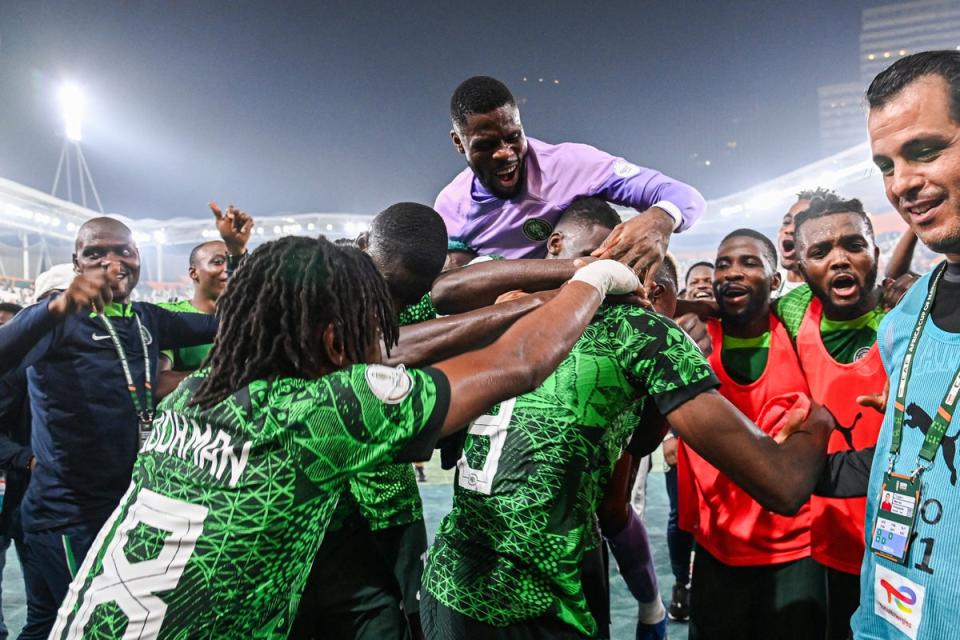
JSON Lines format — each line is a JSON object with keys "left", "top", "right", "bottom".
{"left": 835, "top": 412, "right": 862, "bottom": 450}
{"left": 905, "top": 403, "right": 958, "bottom": 486}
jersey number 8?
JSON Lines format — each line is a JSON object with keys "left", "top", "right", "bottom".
{"left": 456, "top": 398, "right": 516, "bottom": 495}
{"left": 56, "top": 489, "right": 209, "bottom": 640}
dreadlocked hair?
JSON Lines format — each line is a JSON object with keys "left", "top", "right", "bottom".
{"left": 189, "top": 235, "right": 399, "bottom": 409}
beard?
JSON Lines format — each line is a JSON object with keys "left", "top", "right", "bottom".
{"left": 806, "top": 262, "right": 879, "bottom": 319}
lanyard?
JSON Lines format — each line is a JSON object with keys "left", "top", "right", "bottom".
{"left": 98, "top": 310, "right": 154, "bottom": 425}
{"left": 890, "top": 262, "right": 960, "bottom": 472}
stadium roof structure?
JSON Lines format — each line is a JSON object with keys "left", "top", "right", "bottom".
{"left": 621, "top": 141, "right": 891, "bottom": 256}
{"left": 1, "top": 141, "right": 890, "bottom": 254}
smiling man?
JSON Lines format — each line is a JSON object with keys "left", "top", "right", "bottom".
{"left": 0, "top": 217, "right": 218, "bottom": 639}
{"left": 682, "top": 261, "right": 715, "bottom": 301}
{"left": 837, "top": 50, "right": 960, "bottom": 640}
{"left": 774, "top": 194, "right": 886, "bottom": 639}
{"left": 436, "top": 76, "right": 705, "bottom": 287}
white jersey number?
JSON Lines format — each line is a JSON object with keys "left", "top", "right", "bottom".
{"left": 60, "top": 489, "right": 209, "bottom": 640}
{"left": 456, "top": 398, "right": 516, "bottom": 495}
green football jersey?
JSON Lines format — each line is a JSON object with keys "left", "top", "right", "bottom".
{"left": 157, "top": 299, "right": 213, "bottom": 371}
{"left": 775, "top": 284, "right": 885, "bottom": 363}
{"left": 347, "top": 293, "right": 438, "bottom": 531}
{"left": 422, "top": 305, "right": 718, "bottom": 636}
{"left": 50, "top": 364, "right": 448, "bottom": 640}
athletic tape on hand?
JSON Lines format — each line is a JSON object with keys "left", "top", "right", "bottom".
{"left": 570, "top": 260, "right": 640, "bottom": 297}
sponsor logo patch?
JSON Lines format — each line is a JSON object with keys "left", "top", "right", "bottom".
{"left": 874, "top": 564, "right": 924, "bottom": 640}
{"left": 364, "top": 364, "right": 414, "bottom": 404}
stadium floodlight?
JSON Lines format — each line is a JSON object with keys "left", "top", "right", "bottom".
{"left": 59, "top": 83, "right": 86, "bottom": 143}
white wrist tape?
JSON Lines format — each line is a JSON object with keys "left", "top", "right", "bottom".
{"left": 569, "top": 260, "right": 640, "bottom": 297}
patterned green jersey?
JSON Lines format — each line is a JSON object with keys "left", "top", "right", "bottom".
{"left": 50, "top": 364, "right": 449, "bottom": 640}
{"left": 157, "top": 299, "right": 213, "bottom": 371}
{"left": 775, "top": 284, "right": 886, "bottom": 363}
{"left": 347, "top": 293, "right": 439, "bottom": 531}
{"left": 422, "top": 305, "right": 718, "bottom": 636}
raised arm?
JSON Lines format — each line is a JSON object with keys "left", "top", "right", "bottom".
{"left": 385, "top": 291, "right": 555, "bottom": 367}
{"left": 431, "top": 259, "right": 580, "bottom": 315}
{"left": 668, "top": 390, "right": 833, "bottom": 515}
{"left": 432, "top": 261, "right": 639, "bottom": 434}
{"left": 884, "top": 229, "right": 918, "bottom": 279}
{"left": 591, "top": 164, "right": 706, "bottom": 288}
{"left": 0, "top": 269, "right": 113, "bottom": 378}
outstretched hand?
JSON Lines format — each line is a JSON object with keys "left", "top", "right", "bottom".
{"left": 590, "top": 207, "right": 674, "bottom": 292}
{"left": 857, "top": 378, "right": 890, "bottom": 416}
{"left": 774, "top": 401, "right": 836, "bottom": 444}
{"left": 676, "top": 312, "right": 712, "bottom": 356}
{"left": 47, "top": 265, "right": 115, "bottom": 318}
{"left": 210, "top": 201, "right": 254, "bottom": 256}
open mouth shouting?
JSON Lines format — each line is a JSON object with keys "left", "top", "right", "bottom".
{"left": 829, "top": 272, "right": 860, "bottom": 300}
{"left": 780, "top": 238, "right": 795, "bottom": 260}
{"left": 719, "top": 283, "right": 750, "bottom": 307}
{"left": 495, "top": 162, "right": 520, "bottom": 190}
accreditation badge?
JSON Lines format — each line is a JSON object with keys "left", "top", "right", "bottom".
{"left": 870, "top": 471, "right": 921, "bottom": 565}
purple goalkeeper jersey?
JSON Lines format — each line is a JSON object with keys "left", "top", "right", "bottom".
{"left": 434, "top": 137, "right": 705, "bottom": 259}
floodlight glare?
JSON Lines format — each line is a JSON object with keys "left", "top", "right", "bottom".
{"left": 59, "top": 83, "right": 86, "bottom": 142}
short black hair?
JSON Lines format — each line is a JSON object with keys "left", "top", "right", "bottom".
{"left": 655, "top": 254, "right": 679, "bottom": 290}
{"left": 796, "top": 187, "right": 836, "bottom": 202}
{"left": 794, "top": 194, "right": 874, "bottom": 246}
{"left": 368, "top": 202, "right": 448, "bottom": 300}
{"left": 0, "top": 302, "right": 22, "bottom": 315}
{"left": 189, "top": 240, "right": 226, "bottom": 267}
{"left": 684, "top": 261, "right": 714, "bottom": 285}
{"left": 556, "top": 197, "right": 622, "bottom": 231}
{"left": 867, "top": 50, "right": 960, "bottom": 122}
{"left": 719, "top": 229, "right": 778, "bottom": 270}
{"left": 450, "top": 76, "right": 516, "bottom": 128}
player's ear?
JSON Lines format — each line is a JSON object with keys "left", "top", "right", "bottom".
{"left": 451, "top": 130, "right": 465, "bottom": 155}
{"left": 355, "top": 232, "right": 370, "bottom": 252}
{"left": 546, "top": 231, "right": 563, "bottom": 257}
{"left": 771, "top": 269, "right": 783, "bottom": 292}
{"left": 321, "top": 323, "right": 347, "bottom": 369}
{"left": 188, "top": 265, "right": 199, "bottom": 283}
{"left": 648, "top": 282, "right": 665, "bottom": 306}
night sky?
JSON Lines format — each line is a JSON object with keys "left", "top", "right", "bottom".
{"left": 0, "top": 1, "right": 881, "bottom": 220}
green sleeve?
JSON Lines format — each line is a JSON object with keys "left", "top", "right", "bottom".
{"left": 296, "top": 364, "right": 450, "bottom": 480}
{"left": 617, "top": 308, "right": 719, "bottom": 415}
{"left": 399, "top": 293, "right": 438, "bottom": 326}
{"left": 774, "top": 284, "right": 813, "bottom": 340}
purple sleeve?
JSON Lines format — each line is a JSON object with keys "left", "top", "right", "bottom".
{"left": 594, "top": 163, "right": 706, "bottom": 232}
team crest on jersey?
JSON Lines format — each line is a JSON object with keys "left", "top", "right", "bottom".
{"left": 522, "top": 218, "right": 553, "bottom": 242}
{"left": 140, "top": 325, "right": 154, "bottom": 346}
{"left": 613, "top": 159, "right": 641, "bottom": 178}
{"left": 365, "top": 364, "right": 413, "bottom": 404}
{"left": 854, "top": 346, "right": 871, "bottom": 361}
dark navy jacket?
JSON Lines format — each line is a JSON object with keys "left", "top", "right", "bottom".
{"left": 0, "top": 300, "right": 217, "bottom": 531}
{"left": 0, "top": 368, "right": 33, "bottom": 538}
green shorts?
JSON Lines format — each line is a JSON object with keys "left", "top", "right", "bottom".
{"left": 290, "top": 504, "right": 409, "bottom": 640}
